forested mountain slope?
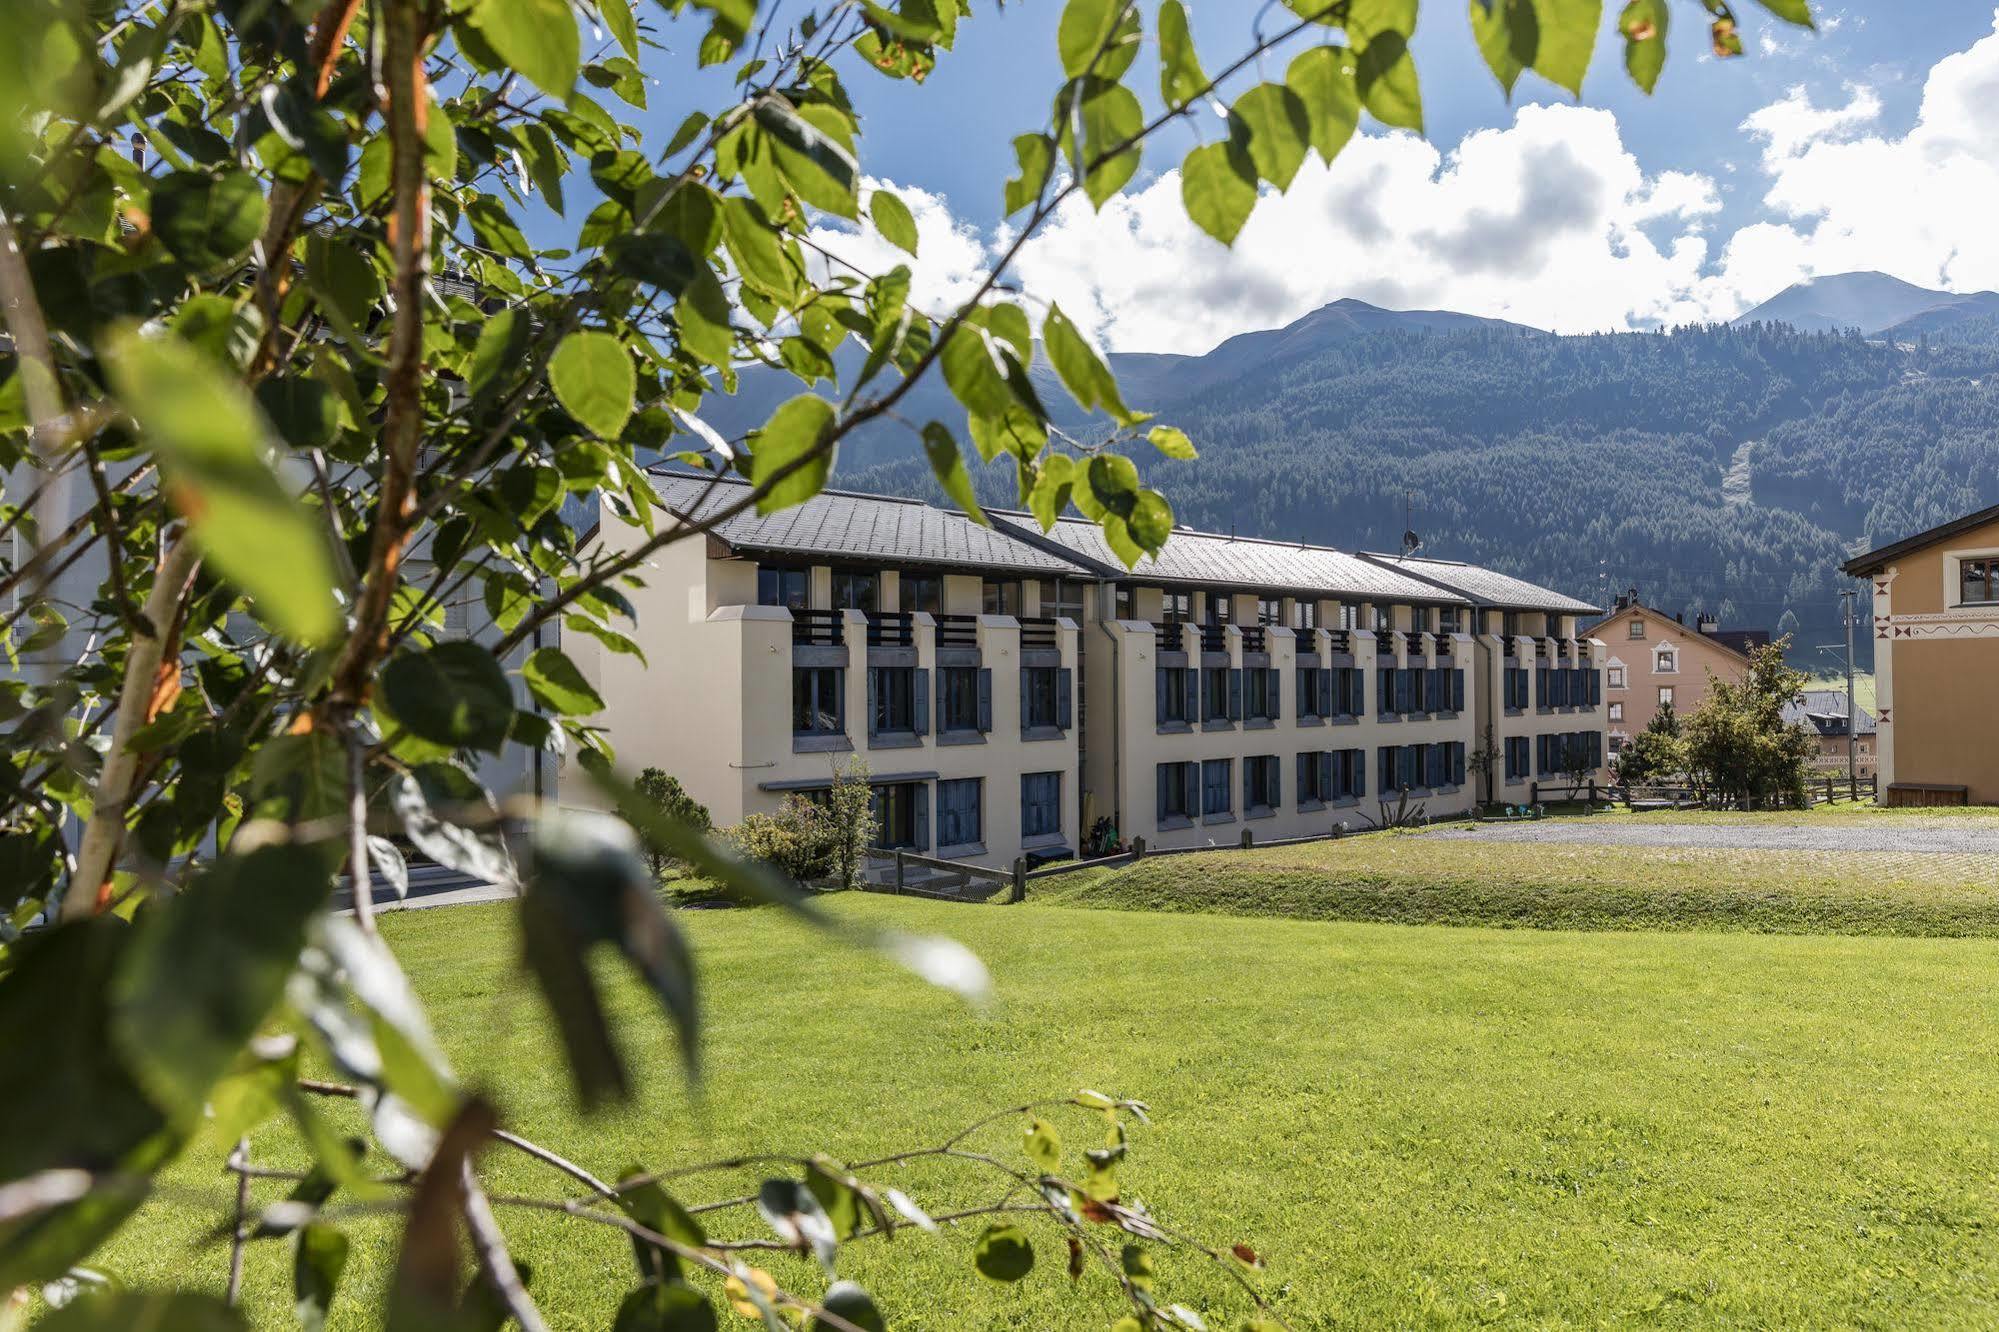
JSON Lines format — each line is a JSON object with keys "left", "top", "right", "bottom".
{"left": 727, "top": 301, "right": 1999, "bottom": 668}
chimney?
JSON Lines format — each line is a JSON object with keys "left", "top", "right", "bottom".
{"left": 1696, "top": 612, "right": 1718, "bottom": 636}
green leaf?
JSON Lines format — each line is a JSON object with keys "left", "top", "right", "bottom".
{"left": 811, "top": 1283, "right": 884, "bottom": 1332}
{"left": 462, "top": 0, "right": 580, "bottom": 100}
{"left": 102, "top": 326, "right": 340, "bottom": 645}
{"left": 305, "top": 233, "right": 381, "bottom": 337}
{"left": 1043, "top": 305, "right": 1144, "bottom": 427}
{"left": 673, "top": 264, "right": 735, "bottom": 365}
{"left": 870, "top": 188, "right": 919, "bottom": 256}
{"left": 1057, "top": 0, "right": 1130, "bottom": 77}
{"left": 1470, "top": 0, "right": 1601, "bottom": 99}
{"left": 1352, "top": 3, "right": 1424, "bottom": 132}
{"left": 1128, "top": 488, "right": 1173, "bottom": 553}
{"left": 1156, "top": 0, "right": 1206, "bottom": 107}
{"left": 601, "top": 0, "right": 641, "bottom": 58}
{"left": 470, "top": 308, "right": 532, "bottom": 402}
{"left": 720, "top": 196, "right": 799, "bottom": 300}
{"left": 1003, "top": 133, "right": 1054, "bottom": 215}
{"left": 36, "top": 1292, "right": 245, "bottom": 1331}
{"left": 1179, "top": 140, "right": 1257, "bottom": 246}
{"left": 1027, "top": 454, "right": 1075, "bottom": 529}
{"left": 1287, "top": 44, "right": 1361, "bottom": 163}
{"left": 112, "top": 844, "right": 332, "bottom": 1122}
{"left": 1148, "top": 425, "right": 1197, "bottom": 459}
{"left": 1755, "top": 0, "right": 1813, "bottom": 26}
{"left": 973, "top": 1224, "right": 1035, "bottom": 1282}
{"left": 1618, "top": 0, "right": 1668, "bottom": 93}
{"left": 921, "top": 421, "right": 984, "bottom": 522}
{"left": 152, "top": 169, "right": 267, "bottom": 276}
{"left": 523, "top": 647, "right": 605, "bottom": 716}
{"left": 0, "top": 920, "right": 180, "bottom": 1290}
{"left": 617, "top": 1172, "right": 708, "bottom": 1282}
{"left": 1077, "top": 78, "right": 1142, "bottom": 208}
{"left": 1023, "top": 1117, "right": 1062, "bottom": 1172}
{"left": 754, "top": 98, "right": 859, "bottom": 219}
{"left": 1229, "top": 82, "right": 1311, "bottom": 192}
{"left": 615, "top": 1282, "right": 718, "bottom": 1332}
{"left": 381, "top": 641, "right": 516, "bottom": 754}
{"left": 295, "top": 1223, "right": 350, "bottom": 1332}
{"left": 749, "top": 394, "right": 837, "bottom": 515}
{"left": 550, "top": 331, "right": 635, "bottom": 440}
{"left": 941, "top": 323, "right": 1018, "bottom": 421}
{"left": 521, "top": 809, "right": 700, "bottom": 1104}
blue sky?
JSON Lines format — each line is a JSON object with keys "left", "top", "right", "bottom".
{"left": 591, "top": 2, "right": 1999, "bottom": 351}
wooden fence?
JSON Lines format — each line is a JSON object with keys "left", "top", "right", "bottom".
{"left": 1537, "top": 773, "right": 1879, "bottom": 810}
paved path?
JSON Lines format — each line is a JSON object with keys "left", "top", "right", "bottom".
{"left": 332, "top": 862, "right": 515, "bottom": 916}
{"left": 1420, "top": 818, "right": 1999, "bottom": 856}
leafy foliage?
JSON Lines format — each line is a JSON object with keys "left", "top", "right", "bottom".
{"left": 634, "top": 767, "right": 713, "bottom": 879}
{"left": 0, "top": 0, "right": 1800, "bottom": 1323}
{"left": 1681, "top": 640, "right": 1818, "bottom": 807}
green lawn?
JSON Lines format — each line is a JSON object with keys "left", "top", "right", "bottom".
{"left": 95, "top": 893, "right": 1999, "bottom": 1329}
{"left": 1038, "top": 819, "right": 1999, "bottom": 937}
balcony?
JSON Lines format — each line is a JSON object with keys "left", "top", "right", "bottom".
{"left": 1326, "top": 628, "right": 1350, "bottom": 655}
{"left": 1019, "top": 616, "right": 1059, "bottom": 650}
{"left": 1198, "top": 624, "right": 1227, "bottom": 654}
{"left": 866, "top": 610, "right": 914, "bottom": 647}
{"left": 936, "top": 613, "right": 979, "bottom": 649}
{"left": 1240, "top": 625, "right": 1267, "bottom": 654}
{"left": 1153, "top": 621, "right": 1186, "bottom": 652}
{"left": 791, "top": 608, "right": 844, "bottom": 645}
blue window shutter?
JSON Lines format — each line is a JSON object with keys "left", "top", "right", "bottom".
{"left": 1267, "top": 669, "right": 1282, "bottom": 719}
{"left": 977, "top": 669, "right": 992, "bottom": 732}
{"left": 1378, "top": 747, "right": 1392, "bottom": 791}
{"left": 1351, "top": 669, "right": 1365, "bottom": 716}
{"left": 1182, "top": 763, "right": 1197, "bottom": 815}
{"left": 1271, "top": 757, "right": 1282, "bottom": 809}
{"left": 1182, "top": 670, "right": 1197, "bottom": 721}
{"left": 1320, "top": 750, "right": 1333, "bottom": 798}
{"left": 866, "top": 669, "right": 878, "bottom": 736}
{"left": 913, "top": 668, "right": 930, "bottom": 735}
{"left": 1201, "top": 669, "right": 1212, "bottom": 719}
{"left": 1242, "top": 761, "right": 1252, "bottom": 812}
{"left": 1056, "top": 669, "right": 1072, "bottom": 729}
{"left": 1156, "top": 668, "right": 1169, "bottom": 724}
{"left": 1354, "top": 749, "right": 1367, "bottom": 797}
{"left": 1156, "top": 764, "right": 1169, "bottom": 820}
{"left": 1454, "top": 743, "right": 1467, "bottom": 786}
{"left": 1296, "top": 669, "right": 1308, "bottom": 717}
{"left": 1296, "top": 751, "right": 1308, "bottom": 797}
{"left": 915, "top": 783, "right": 930, "bottom": 852}
{"left": 1454, "top": 670, "right": 1465, "bottom": 711}
{"left": 1228, "top": 669, "right": 1242, "bottom": 720}
{"left": 1019, "top": 668, "right": 1029, "bottom": 733}
{"left": 1318, "top": 669, "right": 1332, "bottom": 718}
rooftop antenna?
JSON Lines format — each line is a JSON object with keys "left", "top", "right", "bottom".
{"left": 1401, "top": 490, "right": 1420, "bottom": 558}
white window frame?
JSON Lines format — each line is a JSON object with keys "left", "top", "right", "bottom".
{"left": 1944, "top": 546, "right": 1999, "bottom": 608}
{"left": 1658, "top": 685, "right": 1675, "bottom": 707}
{"left": 1653, "top": 644, "right": 1679, "bottom": 674}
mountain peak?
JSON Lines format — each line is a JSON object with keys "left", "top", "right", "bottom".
{"left": 1734, "top": 270, "right": 1999, "bottom": 337}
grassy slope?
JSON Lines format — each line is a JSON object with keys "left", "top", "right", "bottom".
{"left": 1039, "top": 816, "right": 1999, "bottom": 937}
{"left": 99, "top": 895, "right": 1999, "bottom": 1330}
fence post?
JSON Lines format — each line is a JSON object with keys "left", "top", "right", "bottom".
{"left": 1240, "top": 828, "right": 1253, "bottom": 849}
{"left": 893, "top": 849, "right": 905, "bottom": 895}
{"left": 1529, "top": 780, "right": 1538, "bottom": 805}
{"left": 1849, "top": 773, "right": 1858, "bottom": 802}
{"left": 1131, "top": 835, "right": 1146, "bottom": 860}
{"left": 1009, "top": 858, "right": 1026, "bottom": 904}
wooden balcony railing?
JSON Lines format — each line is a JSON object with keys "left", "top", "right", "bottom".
{"left": 1240, "top": 625, "right": 1267, "bottom": 653}
{"left": 866, "top": 611, "right": 914, "bottom": 647}
{"left": 792, "top": 608, "right": 844, "bottom": 646}
{"left": 1019, "top": 616, "right": 1059, "bottom": 650}
{"left": 935, "top": 613, "right": 979, "bottom": 649}
{"left": 1198, "top": 624, "right": 1227, "bottom": 654}
{"left": 1153, "top": 621, "right": 1185, "bottom": 652}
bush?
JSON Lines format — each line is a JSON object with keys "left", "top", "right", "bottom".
{"left": 724, "top": 797, "right": 839, "bottom": 883}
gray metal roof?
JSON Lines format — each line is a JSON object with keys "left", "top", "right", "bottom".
{"left": 1357, "top": 553, "right": 1601, "bottom": 614}
{"left": 992, "top": 514, "right": 1467, "bottom": 603}
{"left": 646, "top": 472, "right": 1082, "bottom": 575}
{"left": 1783, "top": 690, "right": 1877, "bottom": 736}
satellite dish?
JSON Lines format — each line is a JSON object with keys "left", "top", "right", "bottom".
{"left": 1402, "top": 529, "right": 1422, "bottom": 557}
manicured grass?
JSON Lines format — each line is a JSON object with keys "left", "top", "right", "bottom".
{"left": 1038, "top": 820, "right": 1999, "bottom": 937}
{"left": 95, "top": 895, "right": 1999, "bottom": 1329}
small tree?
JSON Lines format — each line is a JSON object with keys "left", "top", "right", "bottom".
{"left": 1615, "top": 702, "right": 1688, "bottom": 787}
{"left": 824, "top": 759, "right": 876, "bottom": 893}
{"left": 1562, "top": 738, "right": 1598, "bottom": 795}
{"left": 634, "top": 768, "right": 710, "bottom": 879}
{"left": 1682, "top": 640, "right": 1817, "bottom": 808}
{"left": 1466, "top": 724, "right": 1501, "bottom": 805}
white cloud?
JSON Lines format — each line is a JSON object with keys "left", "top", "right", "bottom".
{"left": 809, "top": 11, "right": 1999, "bottom": 353}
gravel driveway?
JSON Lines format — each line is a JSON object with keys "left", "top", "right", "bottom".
{"left": 1421, "top": 817, "right": 1999, "bottom": 856}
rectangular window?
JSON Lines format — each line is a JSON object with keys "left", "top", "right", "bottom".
{"left": 1297, "top": 666, "right": 1323, "bottom": 720}
{"left": 1334, "top": 748, "right": 1366, "bottom": 799}
{"left": 1439, "top": 606, "right": 1461, "bottom": 634}
{"left": 1607, "top": 665, "right": 1625, "bottom": 688}
{"left": 1245, "top": 755, "right": 1280, "bottom": 812}
{"left": 936, "top": 778, "right": 982, "bottom": 848}
{"left": 793, "top": 667, "right": 843, "bottom": 735}
{"left": 1628, "top": 618, "right": 1645, "bottom": 638}
{"left": 1205, "top": 592, "right": 1233, "bottom": 625}
{"left": 1022, "top": 666, "right": 1060, "bottom": 730}
{"left": 1298, "top": 600, "right": 1320, "bottom": 630}
{"left": 1658, "top": 685, "right": 1675, "bottom": 707}
{"left": 1655, "top": 648, "right": 1677, "bottom": 673}
{"left": 1202, "top": 759, "right": 1232, "bottom": 816}
{"left": 1297, "top": 751, "right": 1325, "bottom": 804}
{"left": 872, "top": 782, "right": 920, "bottom": 850}
{"left": 940, "top": 666, "right": 987, "bottom": 733}
{"left": 1203, "top": 666, "right": 1235, "bottom": 723}
{"left": 1156, "top": 762, "right": 1197, "bottom": 822}
{"left": 1257, "top": 597, "right": 1283, "bottom": 626}
{"left": 831, "top": 570, "right": 879, "bottom": 611}
{"left": 1115, "top": 586, "right": 1135, "bottom": 619}
{"left": 983, "top": 579, "right": 1022, "bottom": 616}
{"left": 871, "top": 666, "right": 915, "bottom": 733}
{"left": 1504, "top": 736, "right": 1529, "bottom": 780}
{"left": 1338, "top": 602, "right": 1360, "bottom": 631}
{"left": 1959, "top": 556, "right": 1998, "bottom": 604}
{"left": 1044, "top": 578, "right": 1085, "bottom": 623}
{"left": 1156, "top": 666, "right": 1193, "bottom": 726}
{"left": 1020, "top": 772, "right": 1062, "bottom": 839}
{"left": 1160, "top": 589, "right": 1192, "bottom": 622}
{"left": 1373, "top": 605, "right": 1394, "bottom": 633}
{"left": 1502, "top": 611, "right": 1522, "bottom": 637}
{"left": 1609, "top": 701, "right": 1624, "bottom": 722}
{"left": 758, "top": 566, "right": 809, "bottom": 610}
{"left": 1244, "top": 668, "right": 1280, "bottom": 723}
{"left": 899, "top": 574, "right": 941, "bottom": 614}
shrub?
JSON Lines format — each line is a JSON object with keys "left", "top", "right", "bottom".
{"left": 634, "top": 767, "right": 710, "bottom": 878}
{"left": 724, "top": 797, "right": 839, "bottom": 883}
